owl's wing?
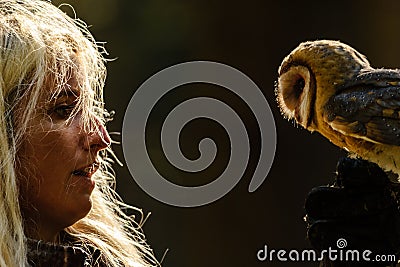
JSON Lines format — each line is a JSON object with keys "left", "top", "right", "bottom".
{"left": 325, "top": 70, "right": 400, "bottom": 146}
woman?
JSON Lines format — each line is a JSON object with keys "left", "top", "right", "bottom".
{"left": 0, "top": 0, "right": 159, "bottom": 266}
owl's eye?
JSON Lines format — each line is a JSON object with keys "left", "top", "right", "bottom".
{"left": 293, "top": 77, "right": 305, "bottom": 98}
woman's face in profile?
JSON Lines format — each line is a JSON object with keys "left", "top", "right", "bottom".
{"left": 17, "top": 75, "right": 111, "bottom": 241}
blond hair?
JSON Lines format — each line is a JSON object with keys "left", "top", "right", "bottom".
{"left": 0, "top": 0, "right": 159, "bottom": 266}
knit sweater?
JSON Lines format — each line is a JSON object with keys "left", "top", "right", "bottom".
{"left": 27, "top": 237, "right": 104, "bottom": 267}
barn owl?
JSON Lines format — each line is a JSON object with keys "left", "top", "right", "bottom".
{"left": 276, "top": 40, "right": 400, "bottom": 179}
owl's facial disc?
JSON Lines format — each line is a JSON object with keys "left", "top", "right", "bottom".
{"left": 277, "top": 65, "right": 314, "bottom": 128}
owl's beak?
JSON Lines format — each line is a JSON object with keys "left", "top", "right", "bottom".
{"left": 294, "top": 107, "right": 313, "bottom": 130}
{"left": 294, "top": 111, "right": 303, "bottom": 126}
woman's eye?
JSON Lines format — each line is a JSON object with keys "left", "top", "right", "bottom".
{"left": 52, "top": 104, "right": 75, "bottom": 119}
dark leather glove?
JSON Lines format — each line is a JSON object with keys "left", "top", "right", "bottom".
{"left": 305, "top": 157, "right": 400, "bottom": 267}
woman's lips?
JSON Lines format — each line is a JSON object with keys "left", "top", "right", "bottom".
{"left": 72, "top": 162, "right": 99, "bottom": 178}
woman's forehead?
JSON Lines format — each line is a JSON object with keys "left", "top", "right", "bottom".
{"left": 52, "top": 88, "right": 80, "bottom": 100}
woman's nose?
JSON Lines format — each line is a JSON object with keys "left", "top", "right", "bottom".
{"left": 84, "top": 119, "right": 111, "bottom": 152}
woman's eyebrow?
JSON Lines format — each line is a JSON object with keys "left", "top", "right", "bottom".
{"left": 52, "top": 89, "right": 80, "bottom": 100}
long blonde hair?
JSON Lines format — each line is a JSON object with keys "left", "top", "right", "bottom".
{"left": 0, "top": 0, "right": 159, "bottom": 266}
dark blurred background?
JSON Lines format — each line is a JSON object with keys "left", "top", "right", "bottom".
{"left": 51, "top": 1, "right": 400, "bottom": 266}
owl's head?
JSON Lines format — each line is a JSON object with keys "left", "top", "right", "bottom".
{"left": 276, "top": 40, "right": 371, "bottom": 130}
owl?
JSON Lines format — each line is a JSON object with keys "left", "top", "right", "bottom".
{"left": 276, "top": 40, "right": 400, "bottom": 179}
